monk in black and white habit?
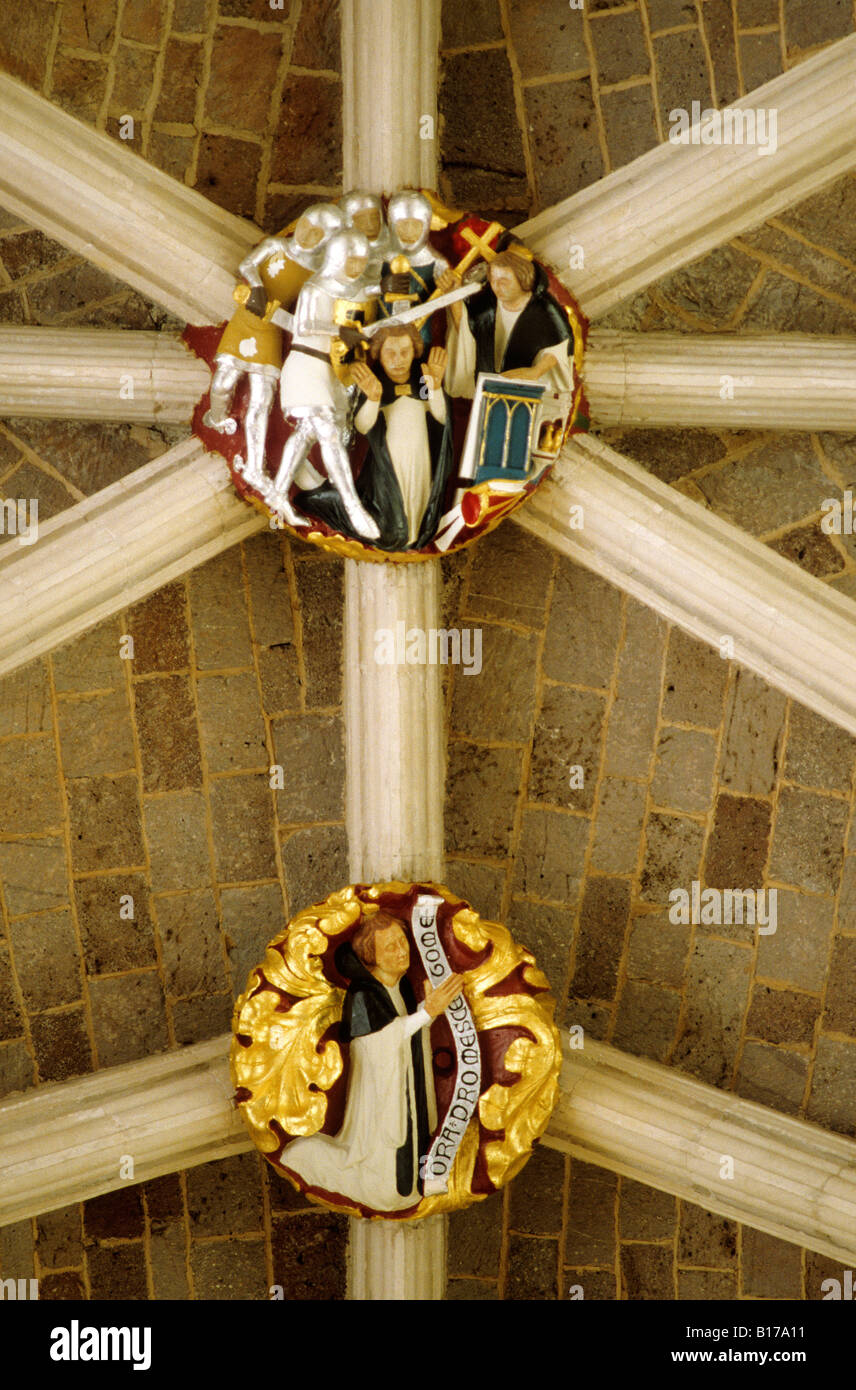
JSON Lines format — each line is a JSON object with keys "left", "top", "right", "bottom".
{"left": 295, "top": 323, "right": 454, "bottom": 551}
{"left": 439, "top": 238, "right": 576, "bottom": 397}
{"left": 281, "top": 911, "right": 461, "bottom": 1212}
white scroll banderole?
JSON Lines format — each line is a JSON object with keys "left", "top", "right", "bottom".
{"left": 411, "top": 894, "right": 482, "bottom": 1196}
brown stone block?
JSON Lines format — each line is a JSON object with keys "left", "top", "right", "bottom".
{"left": 147, "top": 130, "right": 195, "bottom": 181}
{"left": 590, "top": 777, "right": 646, "bottom": 878}
{"left": 613, "top": 425, "right": 726, "bottom": 484}
{"left": 258, "top": 644, "right": 302, "bottom": 715}
{"left": 571, "top": 876, "right": 630, "bottom": 1000}
{"left": 505, "top": 1235, "right": 559, "bottom": 1300}
{"left": 87, "top": 1242, "right": 147, "bottom": 1299}
{"left": 446, "top": 1278, "right": 498, "bottom": 1299}
{"left": 84, "top": 1188, "right": 144, "bottom": 1241}
{"left": 9, "top": 419, "right": 151, "bottom": 494}
{"left": 221, "top": 881, "right": 286, "bottom": 997}
{"left": 440, "top": 51, "right": 526, "bottom": 177}
{"left": 756, "top": 889, "right": 834, "bottom": 993}
{"left": 281, "top": 823, "right": 347, "bottom": 913}
{"left": 145, "top": 1173, "right": 184, "bottom": 1226}
{"left": 592, "top": 10, "right": 649, "bottom": 85}
{"left": 783, "top": 0, "right": 852, "bottom": 53}
{"left": 110, "top": 44, "right": 156, "bottom": 113}
{"left": 271, "top": 712, "right": 343, "bottom": 822}
{"left": 77, "top": 873, "right": 157, "bottom": 977}
{"left": 50, "top": 54, "right": 107, "bottom": 124}
{"left": 52, "top": 619, "right": 124, "bottom": 693}
{"left": 446, "top": 741, "right": 522, "bottom": 858}
{"left": 823, "top": 935, "right": 856, "bottom": 1036}
{"left": 785, "top": 703, "right": 856, "bottom": 794}
{"left": 127, "top": 583, "right": 190, "bottom": 675}
{"left": 266, "top": 1167, "right": 311, "bottom": 1215}
{"left": 440, "top": 860, "right": 506, "bottom": 924}
{"left": 507, "top": 898, "right": 574, "bottom": 994}
{"left": 738, "top": 0, "right": 780, "bottom": 24}
{"left": 626, "top": 910, "right": 691, "bottom": 988}
{"left": 658, "top": 244, "right": 760, "bottom": 332}
{"left": 513, "top": 806, "right": 589, "bottom": 903}
{"left": 451, "top": 625, "right": 538, "bottom": 744}
{"left": 613, "top": 980, "right": 682, "bottom": 1062}
{"left": 206, "top": 26, "right": 283, "bottom": 132}
{"left": 156, "top": 889, "right": 227, "bottom": 998}
{"left": 507, "top": 0, "right": 588, "bottom": 78}
{"left": 531, "top": 685, "right": 606, "bottom": 813}
{"left": 779, "top": 179, "right": 856, "bottom": 268}
{"left": 2, "top": 460, "right": 75, "bottom": 521}
{"left": 57, "top": 689, "right": 135, "bottom": 779}
{"left": 185, "top": 1152, "right": 263, "bottom": 1236}
{"left": 678, "top": 1200, "right": 737, "bottom": 1266}
{"left": 8, "top": 910, "right": 82, "bottom": 1012}
{"left": 0, "top": 0, "right": 54, "bottom": 86}
{"left": 210, "top": 772, "right": 278, "bottom": 882}
{"left": 720, "top": 667, "right": 785, "bottom": 798}
{"left": 59, "top": 0, "right": 116, "bottom": 53}
{"left": 739, "top": 274, "right": 856, "bottom": 336}
{"left": 639, "top": 811, "right": 705, "bottom": 904}
{"left": 805, "top": 1250, "right": 854, "bottom": 1301}
{"left": 604, "top": 602, "right": 668, "bottom": 779}
{"left": 39, "top": 1272, "right": 85, "bottom": 1299}
{"left": 526, "top": 78, "right": 604, "bottom": 209}
{"left": 742, "top": 1227, "right": 802, "bottom": 1298}
{"left": 771, "top": 519, "right": 846, "bottom": 578}
{"left": 599, "top": 84, "right": 659, "bottom": 170}
{"left": 653, "top": 30, "right": 713, "bottom": 134}
{"left": 702, "top": 0, "right": 740, "bottom": 106}
{"left": 0, "top": 839, "right": 68, "bottom": 918}
{"left": 88, "top": 971, "right": 169, "bottom": 1066}
{"left": 543, "top": 559, "right": 622, "bottom": 690}
{"left": 0, "top": 737, "right": 62, "bottom": 835}
{"left": 565, "top": 1268, "right": 617, "bottom": 1300}
{"left": 740, "top": 32, "right": 784, "bottom": 91}
{"left": 294, "top": 557, "right": 342, "bottom": 708}
{"left": 271, "top": 1212, "right": 347, "bottom": 1299}
{"left": 220, "top": 0, "right": 288, "bottom": 16}
{"left": 768, "top": 787, "right": 847, "bottom": 893}
{"left": 188, "top": 549, "right": 253, "bottom": 672}
{"left": 149, "top": 1222, "right": 189, "bottom": 1299}
{"left": 662, "top": 627, "right": 729, "bottom": 728}
{"left": 243, "top": 535, "right": 294, "bottom": 648}
{"left": 292, "top": 0, "right": 340, "bottom": 69}
{"left": 746, "top": 983, "right": 819, "bottom": 1046}
{"left": 0, "top": 943, "right": 23, "bottom": 1042}
{"left": 652, "top": 726, "right": 717, "bottom": 814}
{"left": 677, "top": 1268, "right": 737, "bottom": 1299}
{"left": 735, "top": 1039, "right": 807, "bottom": 1114}
{"left": 647, "top": 0, "right": 697, "bottom": 28}
{"left": 564, "top": 995, "right": 612, "bottom": 1041}
{"left": 144, "top": 789, "right": 211, "bottom": 892}
{"left": 270, "top": 75, "right": 341, "bottom": 187}
{"left": 0, "top": 288, "right": 27, "bottom": 323}
{"left": 0, "top": 230, "right": 69, "bottom": 282}
{"left": 441, "top": 0, "right": 503, "bottom": 48}
{"left": 807, "top": 1036, "right": 856, "bottom": 1134}
{"left": 621, "top": 1242, "right": 674, "bottom": 1300}
{"left": 466, "top": 526, "right": 552, "bottom": 627}
{"left": 31, "top": 1006, "right": 92, "bottom": 1082}
{"left": 195, "top": 134, "right": 262, "bottom": 219}
{"left": 0, "top": 1038, "right": 35, "bottom": 1097}
{"left": 121, "top": 0, "right": 165, "bottom": 45}
{"left": 134, "top": 674, "right": 202, "bottom": 794}
{"left": 197, "top": 672, "right": 268, "bottom": 774}
{"left": 448, "top": 1190, "right": 502, "bottom": 1277}
{"left": 154, "top": 37, "right": 202, "bottom": 125}
{"left": 171, "top": 991, "right": 233, "bottom": 1043}
{"left": 565, "top": 1161, "right": 617, "bottom": 1266}
{"left": 509, "top": 1145, "right": 565, "bottom": 1235}
{"left": 619, "top": 1179, "right": 676, "bottom": 1243}
{"left": 704, "top": 793, "right": 771, "bottom": 892}
{"left": 36, "top": 1205, "right": 83, "bottom": 1270}
{"left": 673, "top": 935, "right": 751, "bottom": 1085}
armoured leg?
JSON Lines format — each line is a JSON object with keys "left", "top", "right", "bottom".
{"left": 268, "top": 419, "right": 315, "bottom": 525}
{"left": 314, "top": 414, "right": 380, "bottom": 541}
{"left": 236, "top": 374, "right": 277, "bottom": 487}
{"left": 203, "top": 359, "right": 241, "bottom": 435}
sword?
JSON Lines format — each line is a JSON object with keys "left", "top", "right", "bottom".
{"left": 270, "top": 280, "right": 480, "bottom": 339}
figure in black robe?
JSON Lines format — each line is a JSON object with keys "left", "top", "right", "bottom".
{"left": 463, "top": 256, "right": 575, "bottom": 378}
{"left": 295, "top": 358, "right": 454, "bottom": 551}
{"left": 336, "top": 941, "right": 433, "bottom": 1199}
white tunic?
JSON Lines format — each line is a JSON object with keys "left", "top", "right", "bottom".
{"left": 445, "top": 299, "right": 573, "bottom": 399}
{"left": 282, "top": 986, "right": 437, "bottom": 1212}
{"left": 355, "top": 388, "right": 447, "bottom": 545}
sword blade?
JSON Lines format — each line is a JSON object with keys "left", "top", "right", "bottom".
{"left": 363, "top": 281, "right": 480, "bottom": 337}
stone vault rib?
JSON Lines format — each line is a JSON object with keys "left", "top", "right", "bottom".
{"left": 515, "top": 34, "right": 856, "bottom": 317}
{"left": 0, "top": 73, "right": 258, "bottom": 324}
{"left": 585, "top": 330, "right": 856, "bottom": 431}
{"left": 513, "top": 432, "right": 856, "bottom": 736}
{"left": 2, "top": 1031, "right": 854, "bottom": 1265}
{"left": 0, "top": 327, "right": 209, "bottom": 424}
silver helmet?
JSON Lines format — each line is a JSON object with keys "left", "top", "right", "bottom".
{"left": 386, "top": 189, "right": 433, "bottom": 258}
{"left": 339, "top": 190, "right": 386, "bottom": 246}
{"left": 314, "top": 229, "right": 373, "bottom": 295}
{"left": 288, "top": 202, "right": 346, "bottom": 269}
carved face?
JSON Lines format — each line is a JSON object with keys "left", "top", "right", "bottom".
{"left": 379, "top": 331, "right": 415, "bottom": 383}
{"left": 353, "top": 208, "right": 381, "bottom": 240}
{"left": 489, "top": 260, "right": 526, "bottom": 306}
{"left": 344, "top": 253, "right": 368, "bottom": 280}
{"left": 372, "top": 922, "right": 411, "bottom": 982}
{"left": 295, "top": 217, "right": 325, "bottom": 249}
{"left": 394, "top": 217, "right": 423, "bottom": 248}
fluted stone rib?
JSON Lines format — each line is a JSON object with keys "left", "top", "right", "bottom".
{"left": 341, "top": 0, "right": 447, "bottom": 1300}
{"left": 4, "top": 1032, "right": 855, "bottom": 1265}
{"left": 0, "top": 73, "right": 258, "bottom": 324}
{"left": 514, "top": 432, "right": 856, "bottom": 736}
{"left": 0, "top": 440, "right": 266, "bottom": 679}
{"left": 586, "top": 330, "right": 856, "bottom": 430}
{"left": 516, "top": 34, "right": 856, "bottom": 316}
{"left": 0, "top": 327, "right": 210, "bottom": 423}
{"left": 544, "top": 1037, "right": 856, "bottom": 1267}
